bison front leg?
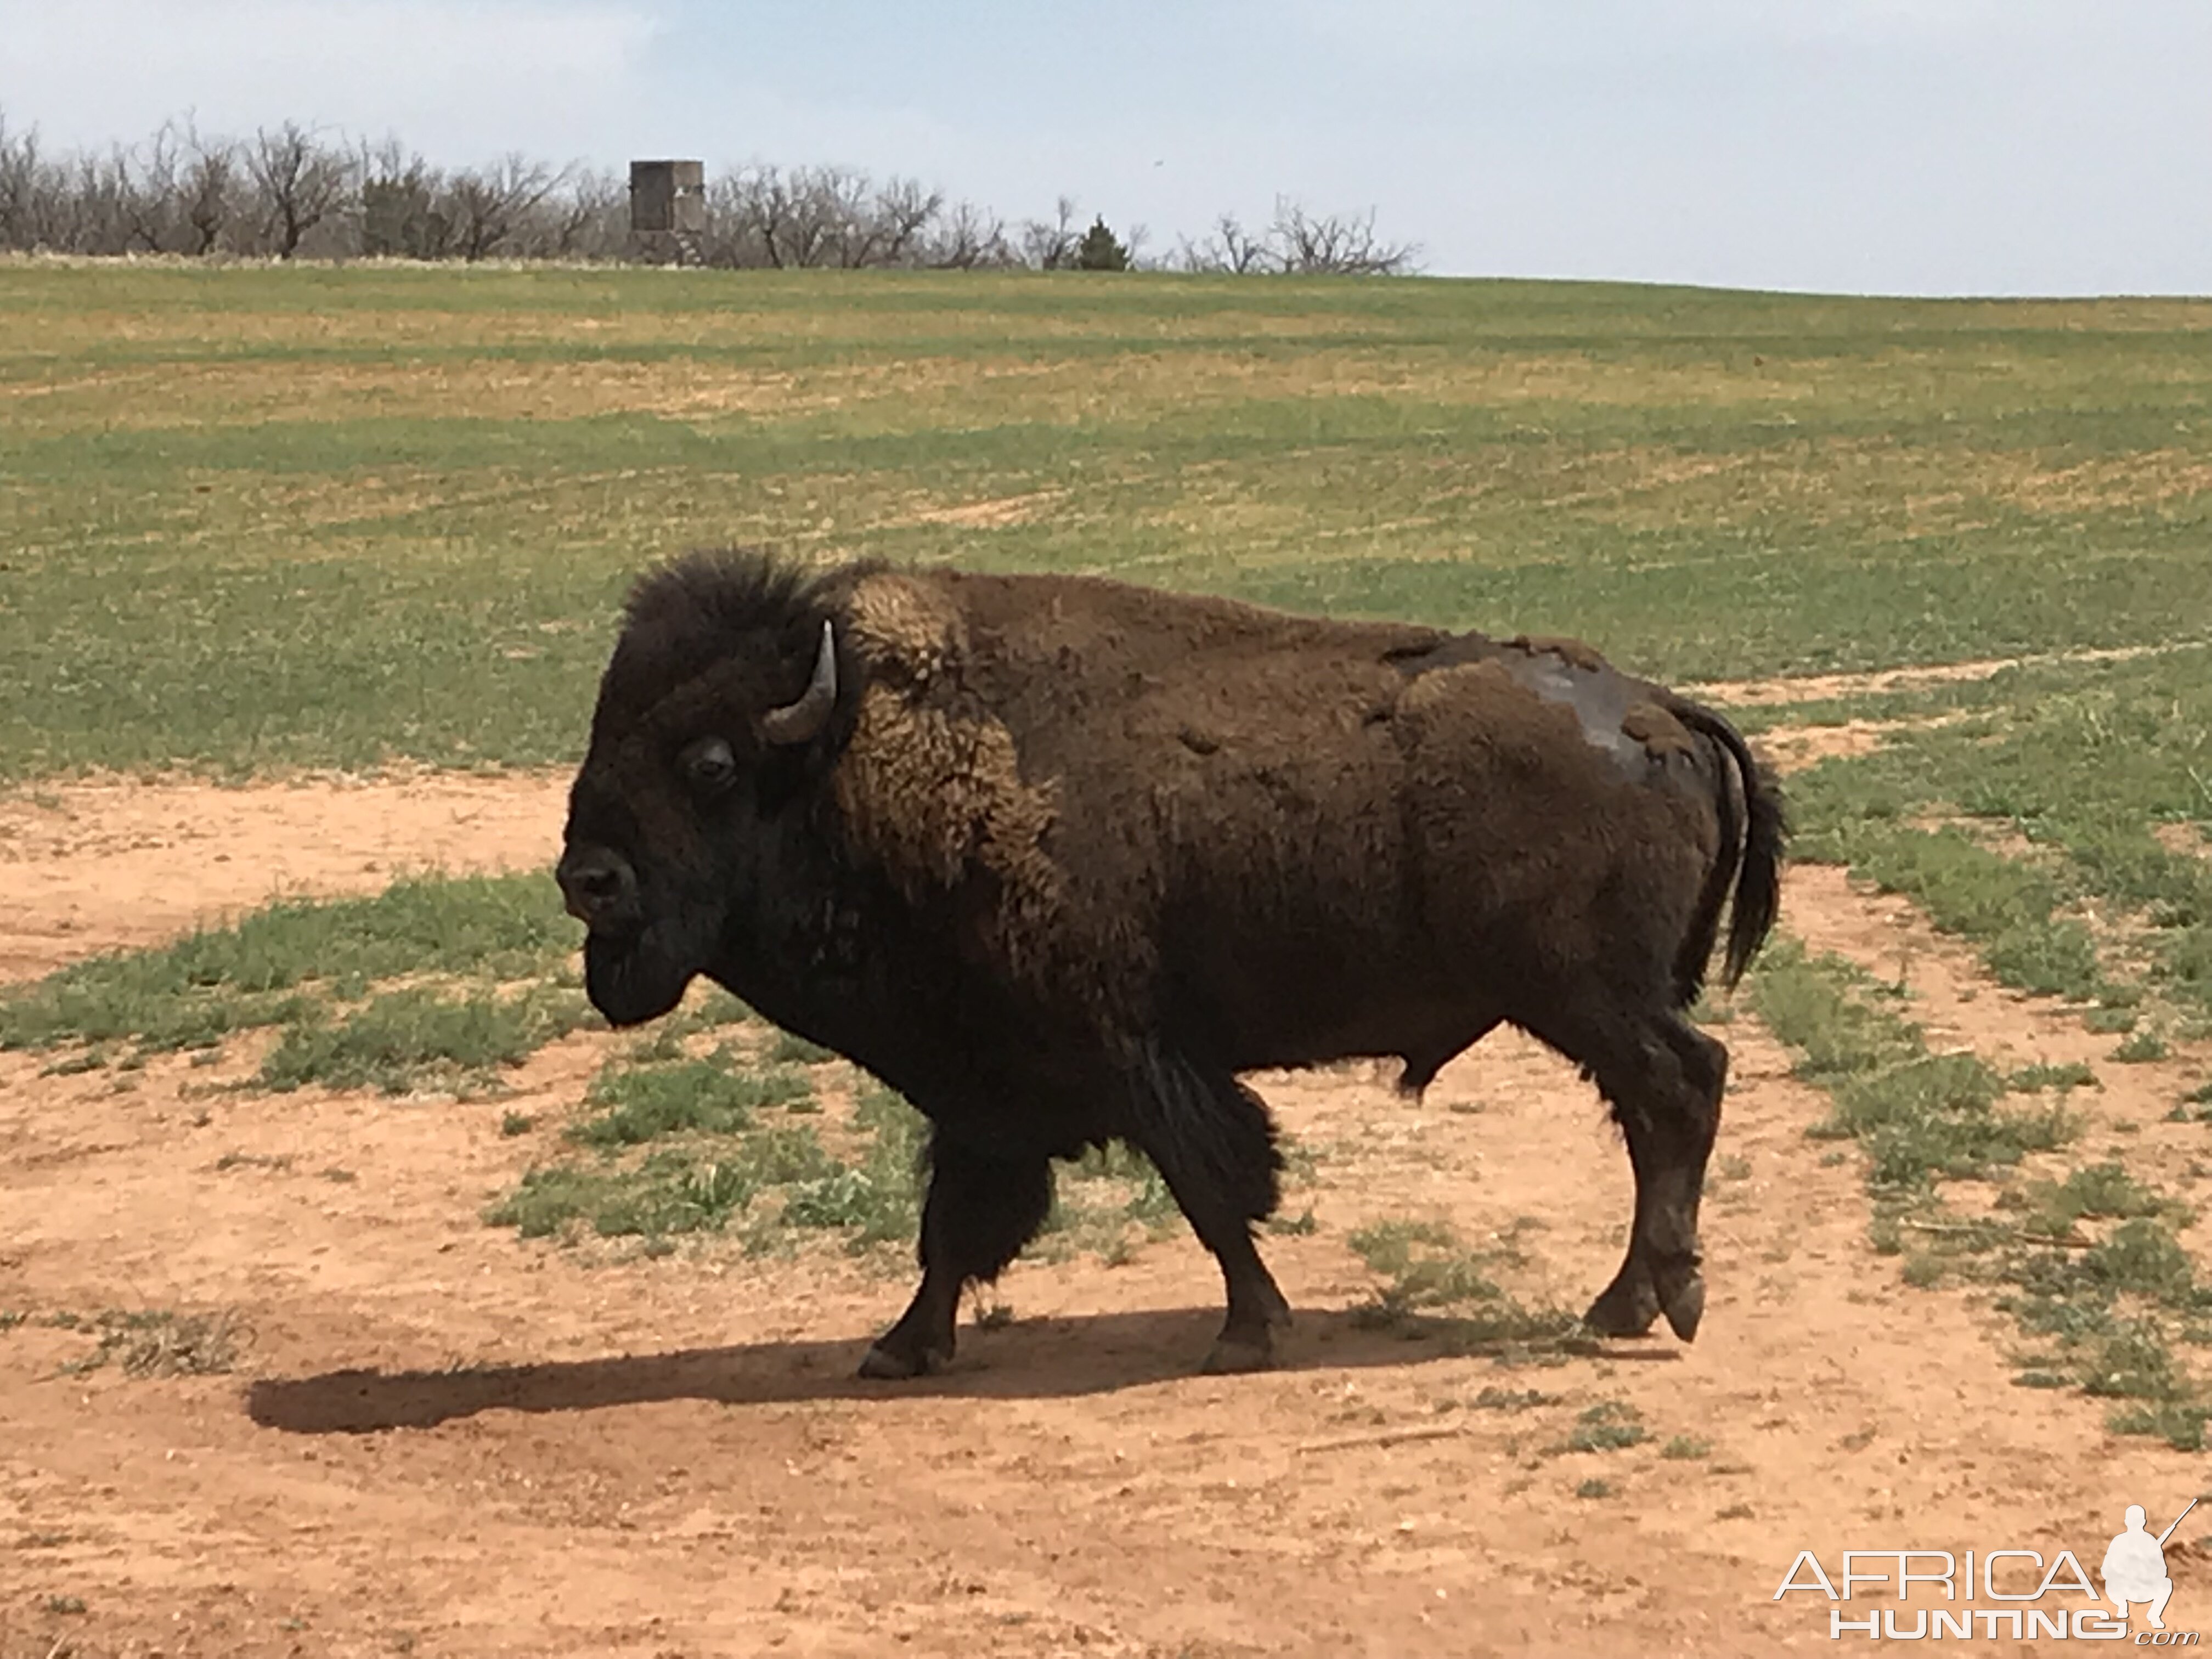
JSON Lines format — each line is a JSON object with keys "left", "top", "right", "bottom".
{"left": 859, "top": 1130, "right": 1053, "bottom": 1381}
{"left": 1128, "top": 1047, "right": 1293, "bottom": 1374}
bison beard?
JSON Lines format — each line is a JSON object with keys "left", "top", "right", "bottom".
{"left": 558, "top": 550, "right": 1786, "bottom": 1378}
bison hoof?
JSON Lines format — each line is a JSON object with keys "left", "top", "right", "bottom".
{"left": 1581, "top": 1273, "right": 1661, "bottom": 1339}
{"left": 1659, "top": 1271, "right": 1706, "bottom": 1342}
{"left": 1201, "top": 1334, "right": 1278, "bottom": 1375}
{"left": 857, "top": 1340, "right": 949, "bottom": 1381}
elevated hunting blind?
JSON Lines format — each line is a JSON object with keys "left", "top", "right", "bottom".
{"left": 629, "top": 160, "right": 706, "bottom": 265}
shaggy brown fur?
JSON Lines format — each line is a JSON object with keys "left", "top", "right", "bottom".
{"left": 558, "top": 550, "right": 1785, "bottom": 1380}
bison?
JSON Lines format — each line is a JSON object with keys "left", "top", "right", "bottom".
{"left": 557, "top": 550, "right": 1784, "bottom": 1378}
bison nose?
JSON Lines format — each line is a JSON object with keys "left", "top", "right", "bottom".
{"left": 556, "top": 847, "right": 640, "bottom": 928}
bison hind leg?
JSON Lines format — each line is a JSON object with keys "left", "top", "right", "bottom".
{"left": 1523, "top": 1001, "right": 1727, "bottom": 1344}
{"left": 1127, "top": 1041, "right": 1292, "bottom": 1374}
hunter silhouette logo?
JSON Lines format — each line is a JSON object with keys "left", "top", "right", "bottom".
{"left": 1775, "top": 1497, "right": 2207, "bottom": 1641}
{"left": 2106, "top": 1501, "right": 2193, "bottom": 1631}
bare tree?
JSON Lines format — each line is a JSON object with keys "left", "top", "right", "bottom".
{"left": 0, "top": 112, "right": 40, "bottom": 247}
{"left": 248, "top": 121, "right": 346, "bottom": 258}
{"left": 1266, "top": 198, "right": 1419, "bottom": 275}
{"left": 860, "top": 176, "right": 944, "bottom": 267}
{"left": 1176, "top": 199, "right": 1418, "bottom": 277}
{"left": 923, "top": 198, "right": 1012, "bottom": 269}
{"left": 0, "top": 119, "right": 78, "bottom": 251}
{"left": 537, "top": 166, "right": 626, "bottom": 258}
{"left": 114, "top": 128, "right": 180, "bottom": 252}
{"left": 65, "top": 149, "right": 131, "bottom": 253}
{"left": 444, "top": 153, "right": 562, "bottom": 261}
{"left": 774, "top": 166, "right": 853, "bottom": 268}
{"left": 180, "top": 125, "right": 239, "bottom": 254}
{"left": 1178, "top": 212, "right": 1273, "bottom": 274}
{"left": 1019, "top": 195, "right": 1080, "bottom": 270}
{"left": 745, "top": 165, "right": 811, "bottom": 268}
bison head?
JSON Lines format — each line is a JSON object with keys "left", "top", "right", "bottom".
{"left": 557, "top": 553, "right": 852, "bottom": 1026}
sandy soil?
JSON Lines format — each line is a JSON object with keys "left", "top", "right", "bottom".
{"left": 0, "top": 773, "right": 572, "bottom": 983}
{"left": 1686, "top": 637, "right": 2209, "bottom": 708}
{"left": 3, "top": 776, "right": 2207, "bottom": 1657}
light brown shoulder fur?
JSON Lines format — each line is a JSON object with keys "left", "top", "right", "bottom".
{"left": 832, "top": 575, "right": 1065, "bottom": 958}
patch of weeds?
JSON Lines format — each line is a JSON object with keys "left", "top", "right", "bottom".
{"left": 2084, "top": 1006, "right": 2138, "bottom": 1035}
{"left": 569, "top": 1052, "right": 811, "bottom": 1148}
{"left": 2107, "top": 1401, "right": 2211, "bottom": 1451}
{"left": 1471, "top": 1386, "right": 1559, "bottom": 1411}
{"left": 0, "top": 873, "right": 570, "bottom": 1056}
{"left": 645, "top": 986, "right": 754, "bottom": 1046}
{"left": 1265, "top": 1207, "right": 1318, "bottom": 1235}
{"left": 1750, "top": 939, "right": 2074, "bottom": 1191}
{"left": 2086, "top": 1218, "right": 2202, "bottom": 1303}
{"left": 0, "top": 1310, "right": 25, "bottom": 1331}
{"left": 747, "top": 1086, "right": 923, "bottom": 1249}
{"left": 1348, "top": 1217, "right": 1582, "bottom": 1353}
{"left": 1750, "top": 932, "right": 2212, "bottom": 1446}
{"left": 1842, "top": 828, "right": 2105, "bottom": 1001}
{"left": 1558, "top": 1401, "right": 1647, "bottom": 1454}
{"left": 259, "top": 985, "right": 585, "bottom": 1097}
{"left": 1350, "top": 1219, "right": 1504, "bottom": 1310}
{"left": 1039, "top": 1137, "right": 1182, "bottom": 1259}
{"left": 1660, "top": 1435, "right": 1711, "bottom": 1459}
{"left": 492, "top": 1075, "right": 926, "bottom": 1256}
{"left": 1575, "top": 1479, "right": 1614, "bottom": 1499}
{"left": 1999, "top": 1162, "right": 2180, "bottom": 1236}
{"left": 55, "top": 1308, "right": 245, "bottom": 1378}
{"left": 319, "top": 1166, "right": 357, "bottom": 1183}
{"left": 490, "top": 1135, "right": 828, "bottom": 1241}
{"left": 2114, "top": 1029, "right": 2170, "bottom": 1063}
{"left": 768, "top": 1029, "right": 837, "bottom": 1065}
{"left": 1997, "top": 1219, "right": 2212, "bottom": 1436}
{"left": 1900, "top": 1252, "right": 1948, "bottom": 1288}
{"left": 46, "top": 1594, "right": 88, "bottom": 1614}
{"left": 499, "top": 1110, "right": 535, "bottom": 1137}
{"left": 2009, "top": 1062, "right": 2098, "bottom": 1093}
{"left": 1716, "top": 1503, "right": 1756, "bottom": 1520}
{"left": 214, "top": 1150, "right": 292, "bottom": 1173}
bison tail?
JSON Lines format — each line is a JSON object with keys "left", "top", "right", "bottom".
{"left": 1673, "top": 699, "right": 1787, "bottom": 995}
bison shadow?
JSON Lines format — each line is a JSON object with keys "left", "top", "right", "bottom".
{"left": 245, "top": 1305, "right": 1676, "bottom": 1435}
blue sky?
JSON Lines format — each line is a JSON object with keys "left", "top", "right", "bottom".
{"left": 1, "top": 0, "right": 2207, "bottom": 294}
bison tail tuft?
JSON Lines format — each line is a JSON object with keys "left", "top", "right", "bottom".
{"left": 1673, "top": 699, "right": 1787, "bottom": 994}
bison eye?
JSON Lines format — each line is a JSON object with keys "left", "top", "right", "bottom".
{"left": 682, "top": 737, "right": 738, "bottom": 794}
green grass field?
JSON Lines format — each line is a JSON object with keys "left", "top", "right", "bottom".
{"left": 5, "top": 260, "right": 2210, "bottom": 777}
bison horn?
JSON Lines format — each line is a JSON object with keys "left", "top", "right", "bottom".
{"left": 760, "top": 619, "right": 839, "bottom": 746}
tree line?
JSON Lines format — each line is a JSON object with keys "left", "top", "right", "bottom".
{"left": 0, "top": 113, "right": 1419, "bottom": 275}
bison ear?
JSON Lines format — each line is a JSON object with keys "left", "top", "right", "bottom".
{"left": 759, "top": 619, "right": 839, "bottom": 747}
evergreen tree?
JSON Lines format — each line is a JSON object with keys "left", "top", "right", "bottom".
{"left": 1075, "top": 215, "right": 1130, "bottom": 271}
